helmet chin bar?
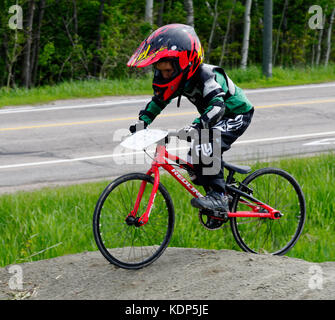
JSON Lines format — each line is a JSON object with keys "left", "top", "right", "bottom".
{"left": 153, "top": 58, "right": 181, "bottom": 84}
{"left": 152, "top": 63, "right": 191, "bottom": 103}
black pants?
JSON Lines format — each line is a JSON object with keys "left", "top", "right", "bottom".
{"left": 187, "top": 108, "right": 254, "bottom": 192}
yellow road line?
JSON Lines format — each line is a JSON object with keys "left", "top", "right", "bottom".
{"left": 1, "top": 99, "right": 335, "bottom": 132}
{"left": 0, "top": 117, "right": 137, "bottom": 131}
{"left": 0, "top": 112, "right": 197, "bottom": 132}
{"left": 255, "top": 99, "right": 335, "bottom": 109}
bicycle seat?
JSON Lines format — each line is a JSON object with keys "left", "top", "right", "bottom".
{"left": 222, "top": 161, "right": 251, "bottom": 174}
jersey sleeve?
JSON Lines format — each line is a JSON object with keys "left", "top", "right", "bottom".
{"left": 192, "top": 66, "right": 226, "bottom": 128}
{"left": 138, "top": 96, "right": 170, "bottom": 125}
{"left": 192, "top": 96, "right": 226, "bottom": 128}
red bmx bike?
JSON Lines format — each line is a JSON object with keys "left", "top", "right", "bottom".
{"left": 93, "top": 129, "right": 306, "bottom": 269}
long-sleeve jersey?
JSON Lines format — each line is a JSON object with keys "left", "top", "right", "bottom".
{"left": 138, "top": 63, "right": 253, "bottom": 129}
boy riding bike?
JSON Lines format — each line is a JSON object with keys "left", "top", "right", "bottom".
{"left": 127, "top": 24, "right": 254, "bottom": 223}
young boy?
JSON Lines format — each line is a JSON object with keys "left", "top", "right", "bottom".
{"left": 127, "top": 24, "right": 254, "bottom": 218}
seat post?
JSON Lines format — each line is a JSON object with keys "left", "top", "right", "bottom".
{"left": 226, "top": 169, "right": 235, "bottom": 184}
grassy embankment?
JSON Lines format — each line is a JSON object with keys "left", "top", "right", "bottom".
{"left": 0, "top": 153, "right": 334, "bottom": 267}
{"left": 0, "top": 64, "right": 334, "bottom": 108}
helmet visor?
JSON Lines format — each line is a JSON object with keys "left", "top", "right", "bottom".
{"left": 127, "top": 39, "right": 178, "bottom": 68}
{"left": 127, "top": 24, "right": 190, "bottom": 68}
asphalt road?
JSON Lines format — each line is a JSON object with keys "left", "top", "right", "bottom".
{"left": 1, "top": 82, "right": 335, "bottom": 193}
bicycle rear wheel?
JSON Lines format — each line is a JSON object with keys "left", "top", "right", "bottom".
{"left": 93, "top": 173, "right": 175, "bottom": 269}
{"left": 230, "top": 167, "right": 306, "bottom": 255}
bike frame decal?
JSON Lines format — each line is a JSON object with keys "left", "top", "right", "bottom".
{"left": 164, "top": 166, "right": 203, "bottom": 198}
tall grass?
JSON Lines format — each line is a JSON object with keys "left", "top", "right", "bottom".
{"left": 1, "top": 64, "right": 334, "bottom": 108}
{"left": 0, "top": 153, "right": 334, "bottom": 267}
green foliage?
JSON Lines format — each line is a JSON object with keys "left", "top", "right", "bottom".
{"left": 0, "top": 0, "right": 334, "bottom": 89}
{"left": 39, "top": 42, "right": 55, "bottom": 66}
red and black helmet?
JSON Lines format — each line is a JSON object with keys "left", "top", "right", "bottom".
{"left": 127, "top": 24, "right": 204, "bottom": 101}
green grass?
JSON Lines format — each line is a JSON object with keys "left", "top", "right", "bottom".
{"left": 0, "top": 77, "right": 153, "bottom": 108}
{"left": 0, "top": 64, "right": 334, "bottom": 108}
{"left": 227, "top": 63, "right": 335, "bottom": 89}
{"left": 0, "top": 152, "right": 334, "bottom": 267}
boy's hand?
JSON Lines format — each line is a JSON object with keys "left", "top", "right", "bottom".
{"left": 177, "top": 123, "right": 200, "bottom": 141}
{"left": 129, "top": 120, "right": 148, "bottom": 134}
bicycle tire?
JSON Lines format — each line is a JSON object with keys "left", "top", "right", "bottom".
{"left": 93, "top": 173, "right": 175, "bottom": 269}
{"left": 230, "top": 167, "right": 306, "bottom": 255}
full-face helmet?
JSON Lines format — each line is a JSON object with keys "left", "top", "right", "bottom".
{"left": 127, "top": 24, "right": 204, "bottom": 101}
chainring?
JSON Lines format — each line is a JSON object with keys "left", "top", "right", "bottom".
{"left": 198, "top": 209, "right": 228, "bottom": 230}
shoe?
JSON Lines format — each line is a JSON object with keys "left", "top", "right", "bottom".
{"left": 191, "top": 191, "right": 229, "bottom": 213}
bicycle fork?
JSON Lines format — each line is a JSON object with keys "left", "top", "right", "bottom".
{"left": 126, "top": 166, "right": 160, "bottom": 227}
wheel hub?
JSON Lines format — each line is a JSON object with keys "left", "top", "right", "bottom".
{"left": 125, "top": 215, "right": 142, "bottom": 227}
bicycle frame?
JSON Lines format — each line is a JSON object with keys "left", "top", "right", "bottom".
{"left": 130, "top": 142, "right": 281, "bottom": 226}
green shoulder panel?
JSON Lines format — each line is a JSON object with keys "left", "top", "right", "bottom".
{"left": 214, "top": 70, "right": 253, "bottom": 115}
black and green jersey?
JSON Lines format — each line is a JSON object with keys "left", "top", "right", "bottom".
{"left": 139, "top": 63, "right": 253, "bottom": 128}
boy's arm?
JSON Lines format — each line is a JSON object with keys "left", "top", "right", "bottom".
{"left": 192, "top": 96, "right": 226, "bottom": 129}
{"left": 129, "top": 96, "right": 170, "bottom": 133}
{"left": 139, "top": 96, "right": 170, "bottom": 125}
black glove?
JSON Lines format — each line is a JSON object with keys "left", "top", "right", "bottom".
{"left": 129, "top": 120, "right": 148, "bottom": 134}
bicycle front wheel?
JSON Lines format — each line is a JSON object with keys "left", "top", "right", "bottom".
{"left": 93, "top": 173, "right": 175, "bottom": 269}
{"left": 230, "top": 167, "right": 306, "bottom": 255}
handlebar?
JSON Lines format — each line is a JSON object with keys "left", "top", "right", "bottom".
{"left": 164, "top": 130, "right": 196, "bottom": 144}
{"left": 157, "top": 130, "right": 189, "bottom": 145}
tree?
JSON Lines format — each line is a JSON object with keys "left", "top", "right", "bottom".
{"left": 324, "top": 8, "right": 335, "bottom": 66}
{"left": 262, "top": 0, "right": 272, "bottom": 78}
{"left": 241, "top": 0, "right": 252, "bottom": 69}
{"left": 315, "top": 5, "right": 327, "bottom": 66}
{"left": 31, "top": 0, "right": 46, "bottom": 86}
{"left": 184, "top": 0, "right": 194, "bottom": 27}
{"left": 145, "top": 0, "right": 153, "bottom": 25}
{"left": 273, "top": 0, "right": 288, "bottom": 66}
{"left": 205, "top": 0, "right": 219, "bottom": 62}
{"left": 22, "top": 0, "right": 35, "bottom": 88}
{"left": 157, "top": 0, "right": 165, "bottom": 26}
{"left": 219, "top": 0, "right": 236, "bottom": 66}
{"left": 92, "top": 0, "right": 106, "bottom": 77}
